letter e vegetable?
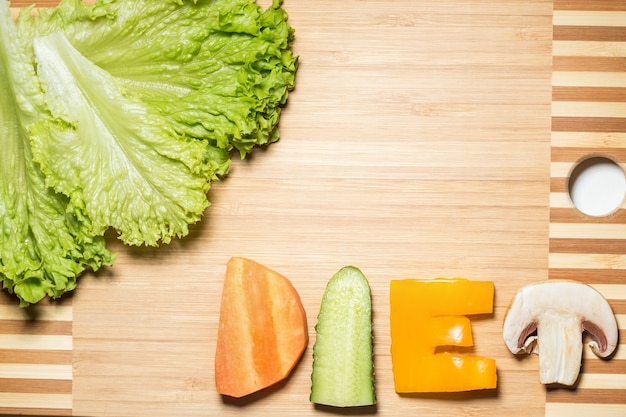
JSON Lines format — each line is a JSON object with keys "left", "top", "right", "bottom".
{"left": 389, "top": 278, "right": 497, "bottom": 392}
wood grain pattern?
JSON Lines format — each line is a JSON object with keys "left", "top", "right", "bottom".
{"left": 3, "top": 0, "right": 622, "bottom": 416}
{"left": 553, "top": 0, "right": 626, "bottom": 11}
{"left": 0, "top": 295, "right": 72, "bottom": 416}
{"left": 548, "top": 1, "right": 626, "bottom": 415}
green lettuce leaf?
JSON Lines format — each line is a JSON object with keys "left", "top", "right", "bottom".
{"left": 0, "top": 0, "right": 113, "bottom": 306}
{"left": 18, "top": 0, "right": 298, "bottom": 156}
{"left": 0, "top": 0, "right": 297, "bottom": 303}
{"left": 30, "top": 29, "right": 220, "bottom": 246}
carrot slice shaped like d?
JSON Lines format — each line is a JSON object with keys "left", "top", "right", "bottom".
{"left": 215, "top": 257, "right": 308, "bottom": 398}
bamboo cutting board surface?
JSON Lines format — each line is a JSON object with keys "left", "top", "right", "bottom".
{"left": 547, "top": 1, "right": 626, "bottom": 415}
{"left": 1, "top": 0, "right": 624, "bottom": 416}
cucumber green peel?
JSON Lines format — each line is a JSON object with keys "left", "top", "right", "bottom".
{"left": 310, "top": 266, "right": 376, "bottom": 407}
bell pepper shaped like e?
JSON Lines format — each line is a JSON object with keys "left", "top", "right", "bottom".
{"left": 390, "top": 278, "right": 497, "bottom": 392}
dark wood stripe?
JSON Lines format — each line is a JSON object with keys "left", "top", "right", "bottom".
{"left": 549, "top": 269, "right": 626, "bottom": 286}
{"left": 0, "top": 349, "right": 72, "bottom": 365}
{"left": 582, "top": 359, "right": 626, "bottom": 374}
{"left": 0, "top": 378, "right": 71, "bottom": 394}
{"left": 0, "top": 407, "right": 71, "bottom": 416}
{"left": 547, "top": 388, "right": 626, "bottom": 404}
{"left": 553, "top": 117, "right": 626, "bottom": 133}
{"left": 550, "top": 176, "right": 567, "bottom": 193}
{"left": 0, "top": 292, "right": 72, "bottom": 308}
{"left": 550, "top": 208, "right": 626, "bottom": 223}
{"left": 0, "top": 320, "right": 71, "bottom": 336}
{"left": 554, "top": 25, "right": 626, "bottom": 42}
{"left": 610, "top": 299, "right": 626, "bottom": 314}
{"left": 553, "top": 86, "right": 626, "bottom": 101}
{"left": 554, "top": 0, "right": 626, "bottom": 11}
{"left": 0, "top": 291, "right": 22, "bottom": 306}
{"left": 550, "top": 238, "right": 626, "bottom": 254}
{"left": 551, "top": 146, "right": 626, "bottom": 162}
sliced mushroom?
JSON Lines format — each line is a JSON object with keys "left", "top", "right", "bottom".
{"left": 502, "top": 280, "right": 618, "bottom": 386}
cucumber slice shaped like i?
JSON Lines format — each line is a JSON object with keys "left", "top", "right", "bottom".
{"left": 310, "top": 266, "right": 375, "bottom": 407}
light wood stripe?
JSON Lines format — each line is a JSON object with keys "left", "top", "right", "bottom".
{"left": 551, "top": 161, "right": 575, "bottom": 177}
{"left": 576, "top": 373, "right": 626, "bottom": 389}
{"left": 546, "top": 402, "right": 626, "bottom": 417}
{"left": 0, "top": 335, "right": 72, "bottom": 351}
{"left": 0, "top": 364, "right": 72, "bottom": 380}
{"left": 549, "top": 253, "right": 626, "bottom": 270}
{"left": 553, "top": 71, "right": 626, "bottom": 87}
{"left": 551, "top": 132, "right": 626, "bottom": 147}
{"left": 0, "top": 392, "right": 72, "bottom": 409}
{"left": 553, "top": 40, "right": 626, "bottom": 57}
{"left": 554, "top": 0, "right": 626, "bottom": 12}
{"left": 550, "top": 192, "right": 573, "bottom": 208}
{"left": 550, "top": 222, "right": 626, "bottom": 239}
{"left": 554, "top": 11, "right": 626, "bottom": 27}
{"left": 552, "top": 101, "right": 626, "bottom": 118}
{"left": 590, "top": 284, "right": 626, "bottom": 300}
{"left": 0, "top": 305, "right": 72, "bottom": 321}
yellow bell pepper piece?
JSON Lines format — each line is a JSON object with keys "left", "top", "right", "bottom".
{"left": 390, "top": 278, "right": 497, "bottom": 392}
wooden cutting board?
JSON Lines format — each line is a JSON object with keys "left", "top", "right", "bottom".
{"left": 547, "top": 1, "right": 626, "bottom": 415}
{"left": 1, "top": 0, "right": 623, "bottom": 416}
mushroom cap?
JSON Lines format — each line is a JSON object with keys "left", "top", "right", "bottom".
{"left": 502, "top": 280, "right": 618, "bottom": 358}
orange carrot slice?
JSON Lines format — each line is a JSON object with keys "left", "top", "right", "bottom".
{"left": 215, "top": 257, "right": 308, "bottom": 398}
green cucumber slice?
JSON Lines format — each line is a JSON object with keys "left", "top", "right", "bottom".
{"left": 310, "top": 266, "right": 375, "bottom": 407}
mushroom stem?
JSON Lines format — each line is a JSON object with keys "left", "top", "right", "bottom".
{"left": 537, "top": 311, "right": 583, "bottom": 385}
{"left": 502, "top": 280, "right": 619, "bottom": 386}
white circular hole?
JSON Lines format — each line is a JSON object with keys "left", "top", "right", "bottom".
{"left": 568, "top": 157, "right": 626, "bottom": 217}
